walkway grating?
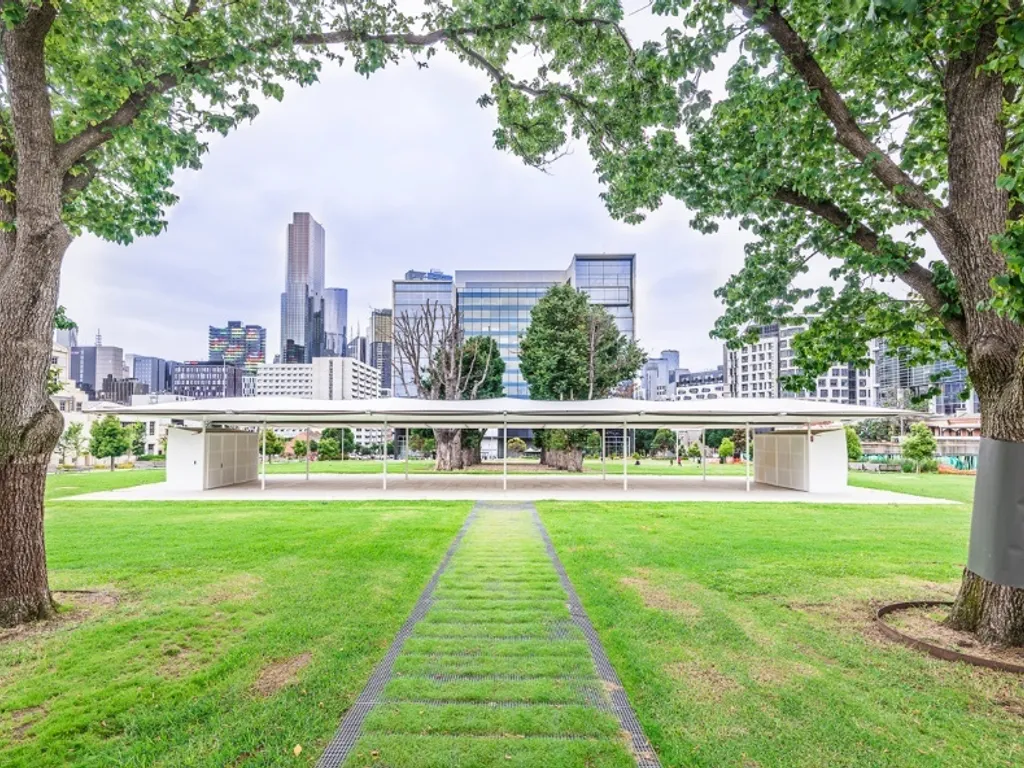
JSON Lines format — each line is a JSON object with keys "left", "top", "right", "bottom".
{"left": 317, "top": 501, "right": 660, "bottom": 768}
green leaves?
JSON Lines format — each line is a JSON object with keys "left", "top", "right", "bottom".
{"left": 519, "top": 283, "right": 644, "bottom": 400}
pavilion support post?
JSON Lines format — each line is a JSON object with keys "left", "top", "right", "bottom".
{"left": 675, "top": 428, "right": 680, "bottom": 470}
{"left": 383, "top": 421, "right": 388, "bottom": 491}
{"left": 601, "top": 427, "right": 606, "bottom": 481}
{"left": 405, "top": 429, "right": 409, "bottom": 480}
{"left": 623, "top": 422, "right": 628, "bottom": 492}
{"left": 261, "top": 421, "right": 266, "bottom": 491}
{"left": 745, "top": 422, "right": 751, "bottom": 492}
{"left": 503, "top": 421, "right": 508, "bottom": 492}
{"left": 305, "top": 425, "right": 310, "bottom": 481}
{"left": 702, "top": 427, "right": 707, "bottom": 482}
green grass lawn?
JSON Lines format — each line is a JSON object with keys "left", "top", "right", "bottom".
{"left": 538, "top": 499, "right": 1021, "bottom": 768}
{"left": 1, "top": 498, "right": 469, "bottom": 767}
{"left": 848, "top": 471, "right": 976, "bottom": 504}
{"left": 45, "top": 468, "right": 166, "bottom": 500}
{"left": 342, "top": 504, "right": 635, "bottom": 768}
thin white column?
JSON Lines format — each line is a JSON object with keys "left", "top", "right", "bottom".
{"left": 623, "top": 422, "right": 628, "bottom": 491}
{"left": 745, "top": 422, "right": 751, "bottom": 492}
{"left": 405, "top": 429, "right": 410, "bottom": 480}
{"left": 601, "top": 427, "right": 606, "bottom": 480}
{"left": 305, "top": 425, "right": 310, "bottom": 481}
{"left": 702, "top": 427, "right": 707, "bottom": 482}
{"left": 382, "top": 421, "right": 388, "bottom": 491}
{"left": 261, "top": 422, "right": 266, "bottom": 491}
{"left": 675, "top": 429, "right": 680, "bottom": 469}
{"left": 341, "top": 426, "right": 346, "bottom": 462}
{"left": 502, "top": 421, "right": 508, "bottom": 492}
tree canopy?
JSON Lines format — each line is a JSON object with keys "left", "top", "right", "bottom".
{"left": 89, "top": 415, "right": 129, "bottom": 469}
{"left": 520, "top": 283, "right": 645, "bottom": 400}
{"left": 595, "top": 1, "right": 1023, "bottom": 404}
{"left": 902, "top": 422, "right": 938, "bottom": 466}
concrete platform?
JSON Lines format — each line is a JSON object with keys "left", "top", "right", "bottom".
{"left": 71, "top": 473, "right": 951, "bottom": 504}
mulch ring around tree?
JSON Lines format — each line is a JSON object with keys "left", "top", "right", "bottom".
{"left": 0, "top": 589, "right": 119, "bottom": 645}
{"left": 876, "top": 600, "right": 1024, "bottom": 674}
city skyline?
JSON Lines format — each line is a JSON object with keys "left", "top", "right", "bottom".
{"left": 54, "top": 57, "right": 756, "bottom": 371}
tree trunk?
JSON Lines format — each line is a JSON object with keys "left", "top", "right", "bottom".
{"left": 946, "top": 366, "right": 1024, "bottom": 645}
{"left": 0, "top": 229, "right": 70, "bottom": 627}
{"left": 434, "top": 428, "right": 463, "bottom": 471}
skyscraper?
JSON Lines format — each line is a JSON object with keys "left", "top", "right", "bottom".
{"left": 209, "top": 320, "right": 266, "bottom": 373}
{"left": 323, "top": 288, "right": 348, "bottom": 357}
{"left": 280, "top": 212, "right": 325, "bottom": 363}
{"left": 133, "top": 356, "right": 168, "bottom": 393}
{"left": 369, "top": 308, "right": 394, "bottom": 394}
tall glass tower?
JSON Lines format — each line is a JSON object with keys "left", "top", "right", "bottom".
{"left": 323, "top": 288, "right": 348, "bottom": 357}
{"left": 280, "top": 212, "right": 325, "bottom": 363}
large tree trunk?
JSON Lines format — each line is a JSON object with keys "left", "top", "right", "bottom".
{"left": 434, "top": 428, "right": 463, "bottom": 471}
{"left": 939, "top": 28, "right": 1024, "bottom": 646}
{"left": 0, "top": 230, "right": 70, "bottom": 627}
{"left": 946, "top": 356, "right": 1024, "bottom": 645}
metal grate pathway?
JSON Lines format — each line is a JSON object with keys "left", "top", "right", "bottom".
{"left": 316, "top": 501, "right": 661, "bottom": 768}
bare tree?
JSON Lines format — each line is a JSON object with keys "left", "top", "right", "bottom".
{"left": 392, "top": 300, "right": 501, "bottom": 470}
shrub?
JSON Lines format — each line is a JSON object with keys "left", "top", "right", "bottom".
{"left": 845, "top": 425, "right": 863, "bottom": 461}
{"left": 919, "top": 458, "right": 940, "bottom": 473}
{"left": 900, "top": 459, "right": 917, "bottom": 473}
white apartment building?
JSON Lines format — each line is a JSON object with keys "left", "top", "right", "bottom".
{"left": 255, "top": 357, "right": 381, "bottom": 400}
{"left": 725, "top": 323, "right": 877, "bottom": 405}
{"left": 255, "top": 357, "right": 383, "bottom": 442}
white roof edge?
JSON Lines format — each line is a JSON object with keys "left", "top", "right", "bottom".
{"left": 105, "top": 396, "right": 916, "bottom": 426}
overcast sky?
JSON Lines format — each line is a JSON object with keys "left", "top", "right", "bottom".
{"left": 58, "top": 10, "right": 752, "bottom": 372}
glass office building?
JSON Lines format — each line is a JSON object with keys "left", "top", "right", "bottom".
{"left": 392, "top": 272, "right": 455, "bottom": 397}
{"left": 455, "top": 255, "right": 636, "bottom": 399}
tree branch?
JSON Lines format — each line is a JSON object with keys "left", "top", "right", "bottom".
{"left": 733, "top": 1, "right": 954, "bottom": 243}
{"left": 55, "top": 14, "right": 628, "bottom": 175}
{"left": 774, "top": 186, "right": 968, "bottom": 346}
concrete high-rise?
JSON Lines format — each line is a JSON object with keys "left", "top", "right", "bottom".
{"left": 280, "top": 212, "right": 325, "bottom": 363}
{"left": 70, "top": 336, "right": 123, "bottom": 394}
{"left": 392, "top": 270, "right": 455, "bottom": 397}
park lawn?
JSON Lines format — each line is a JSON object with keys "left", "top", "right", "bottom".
{"left": 0, "top": 499, "right": 469, "bottom": 767}
{"left": 538, "top": 500, "right": 1021, "bottom": 768}
{"left": 848, "top": 471, "right": 975, "bottom": 505}
{"left": 45, "top": 468, "right": 166, "bottom": 500}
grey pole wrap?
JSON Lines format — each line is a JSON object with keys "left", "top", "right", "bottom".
{"left": 967, "top": 437, "right": 1024, "bottom": 588}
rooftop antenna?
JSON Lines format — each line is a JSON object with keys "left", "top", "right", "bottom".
{"left": 95, "top": 329, "right": 102, "bottom": 347}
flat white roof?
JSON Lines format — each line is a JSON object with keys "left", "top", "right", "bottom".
{"left": 110, "top": 396, "right": 911, "bottom": 428}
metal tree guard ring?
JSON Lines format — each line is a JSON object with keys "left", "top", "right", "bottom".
{"left": 875, "top": 600, "right": 1024, "bottom": 674}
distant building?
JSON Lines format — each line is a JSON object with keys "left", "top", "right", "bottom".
{"left": 50, "top": 342, "right": 90, "bottom": 419}
{"left": 323, "top": 288, "right": 348, "bottom": 357}
{"left": 98, "top": 374, "right": 149, "bottom": 406}
{"left": 54, "top": 327, "right": 78, "bottom": 349}
{"left": 724, "top": 322, "right": 876, "bottom": 405}
{"left": 641, "top": 350, "right": 680, "bottom": 401}
{"left": 241, "top": 374, "right": 257, "bottom": 398}
{"left": 369, "top": 308, "right": 393, "bottom": 393}
{"left": 123, "top": 393, "right": 195, "bottom": 456}
{"left": 255, "top": 358, "right": 381, "bottom": 400}
{"left": 874, "top": 340, "right": 978, "bottom": 415}
{"left": 209, "top": 321, "right": 266, "bottom": 373}
{"left": 393, "top": 269, "right": 455, "bottom": 397}
{"left": 347, "top": 335, "right": 368, "bottom": 364}
{"left": 455, "top": 254, "right": 636, "bottom": 399}
{"left": 70, "top": 343, "right": 123, "bottom": 393}
{"left": 172, "top": 361, "right": 244, "bottom": 399}
{"left": 675, "top": 365, "right": 726, "bottom": 401}
{"left": 280, "top": 212, "right": 325, "bottom": 363}
{"left": 133, "top": 356, "right": 168, "bottom": 394}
